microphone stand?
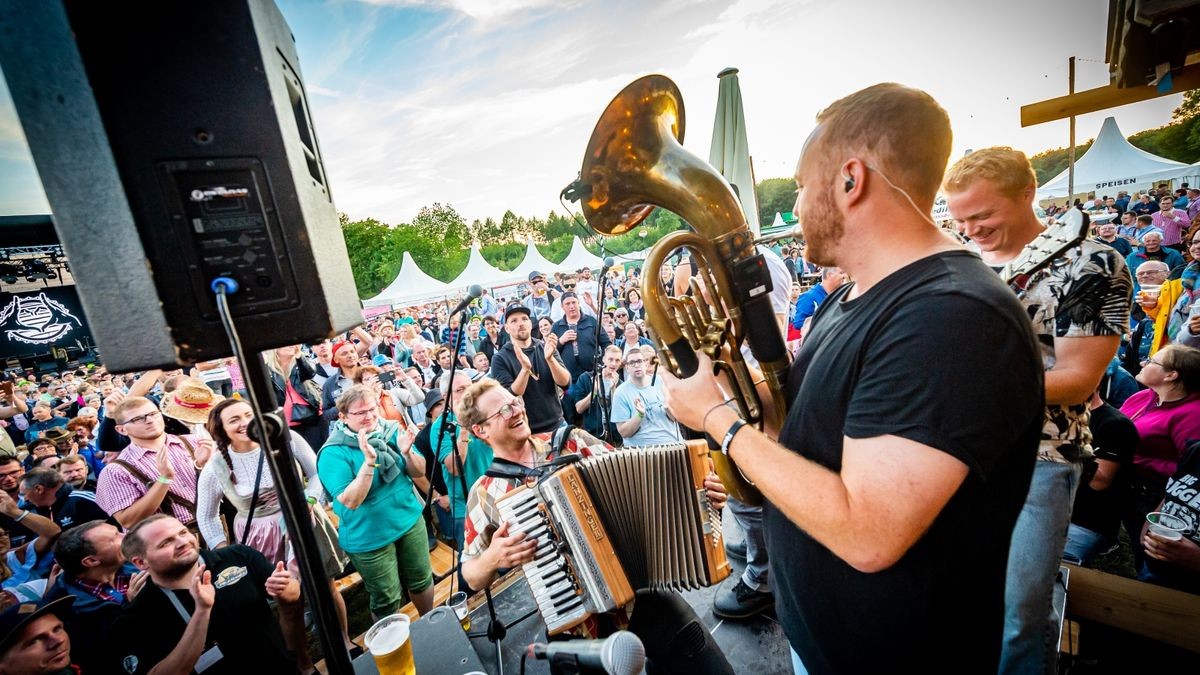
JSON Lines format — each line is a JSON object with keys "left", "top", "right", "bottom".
{"left": 431, "top": 304, "right": 534, "bottom": 675}
{"left": 590, "top": 261, "right": 614, "bottom": 444}
{"left": 211, "top": 282, "right": 351, "bottom": 674}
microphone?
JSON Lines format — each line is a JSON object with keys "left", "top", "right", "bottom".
{"left": 529, "top": 631, "right": 645, "bottom": 675}
{"left": 449, "top": 285, "right": 483, "bottom": 316}
{"left": 601, "top": 256, "right": 615, "bottom": 275}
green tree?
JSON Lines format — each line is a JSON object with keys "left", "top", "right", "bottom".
{"left": 340, "top": 214, "right": 396, "bottom": 298}
{"left": 756, "top": 177, "right": 797, "bottom": 228}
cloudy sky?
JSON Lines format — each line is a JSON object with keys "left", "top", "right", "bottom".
{"left": 0, "top": 0, "right": 1184, "bottom": 224}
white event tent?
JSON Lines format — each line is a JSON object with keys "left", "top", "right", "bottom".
{"left": 1038, "top": 117, "right": 1200, "bottom": 199}
{"left": 557, "top": 237, "right": 606, "bottom": 271}
{"left": 362, "top": 251, "right": 447, "bottom": 308}
{"left": 509, "top": 240, "right": 560, "bottom": 280}
{"left": 447, "top": 244, "right": 517, "bottom": 289}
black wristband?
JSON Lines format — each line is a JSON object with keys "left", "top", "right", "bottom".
{"left": 720, "top": 418, "right": 747, "bottom": 457}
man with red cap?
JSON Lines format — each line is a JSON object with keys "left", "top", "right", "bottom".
{"left": 320, "top": 340, "right": 360, "bottom": 424}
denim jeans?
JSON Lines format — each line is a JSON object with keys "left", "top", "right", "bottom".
{"left": 727, "top": 496, "right": 770, "bottom": 592}
{"left": 1062, "top": 523, "right": 1112, "bottom": 566}
{"left": 1000, "top": 460, "right": 1082, "bottom": 675}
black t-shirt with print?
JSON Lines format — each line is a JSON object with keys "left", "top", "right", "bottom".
{"left": 766, "top": 251, "right": 1043, "bottom": 675}
{"left": 110, "top": 545, "right": 293, "bottom": 675}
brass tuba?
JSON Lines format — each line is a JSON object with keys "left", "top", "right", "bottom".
{"left": 577, "top": 75, "right": 790, "bottom": 506}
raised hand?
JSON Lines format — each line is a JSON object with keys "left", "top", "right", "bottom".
{"left": 155, "top": 447, "right": 176, "bottom": 481}
{"left": 0, "top": 491, "right": 19, "bottom": 518}
{"left": 514, "top": 346, "right": 533, "bottom": 373}
{"left": 104, "top": 390, "right": 126, "bottom": 416}
{"left": 194, "top": 439, "right": 215, "bottom": 469}
{"left": 264, "top": 561, "right": 296, "bottom": 598}
{"left": 190, "top": 564, "right": 215, "bottom": 610}
{"left": 128, "top": 571, "right": 150, "bottom": 601}
{"left": 358, "top": 429, "right": 377, "bottom": 466}
{"left": 542, "top": 333, "right": 559, "bottom": 358}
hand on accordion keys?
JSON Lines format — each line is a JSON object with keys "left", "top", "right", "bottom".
{"left": 704, "top": 466, "right": 728, "bottom": 511}
{"left": 487, "top": 520, "right": 540, "bottom": 569}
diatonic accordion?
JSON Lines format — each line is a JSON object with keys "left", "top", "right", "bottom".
{"left": 495, "top": 440, "right": 730, "bottom": 635}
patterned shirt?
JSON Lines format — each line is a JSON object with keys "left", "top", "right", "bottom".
{"left": 1018, "top": 240, "right": 1131, "bottom": 462}
{"left": 461, "top": 428, "right": 624, "bottom": 637}
{"left": 95, "top": 435, "right": 200, "bottom": 523}
{"left": 73, "top": 571, "right": 133, "bottom": 605}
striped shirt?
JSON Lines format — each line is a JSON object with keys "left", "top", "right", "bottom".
{"left": 95, "top": 435, "right": 200, "bottom": 524}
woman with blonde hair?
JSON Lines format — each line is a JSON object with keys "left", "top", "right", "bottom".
{"left": 263, "top": 344, "right": 328, "bottom": 449}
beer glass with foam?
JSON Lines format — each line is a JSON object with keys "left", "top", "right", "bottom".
{"left": 364, "top": 613, "right": 415, "bottom": 675}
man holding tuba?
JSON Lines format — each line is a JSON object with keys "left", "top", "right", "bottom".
{"left": 662, "top": 83, "right": 1044, "bottom": 674}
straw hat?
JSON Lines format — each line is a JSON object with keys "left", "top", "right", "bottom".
{"left": 159, "top": 378, "right": 224, "bottom": 424}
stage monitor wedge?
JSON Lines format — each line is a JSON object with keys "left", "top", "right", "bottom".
{"left": 0, "top": 0, "right": 362, "bottom": 372}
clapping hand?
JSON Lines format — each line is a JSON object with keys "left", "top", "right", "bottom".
{"left": 128, "top": 571, "right": 150, "bottom": 601}
{"left": 195, "top": 439, "right": 215, "bottom": 469}
{"left": 0, "top": 491, "right": 19, "bottom": 518}
{"left": 190, "top": 564, "right": 215, "bottom": 611}
{"left": 264, "top": 561, "right": 300, "bottom": 602}
{"left": 542, "top": 333, "right": 559, "bottom": 358}
{"left": 514, "top": 346, "right": 533, "bottom": 373}
{"left": 155, "top": 447, "right": 176, "bottom": 481}
{"left": 358, "top": 429, "right": 377, "bottom": 466}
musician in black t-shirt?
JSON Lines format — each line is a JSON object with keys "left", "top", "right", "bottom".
{"left": 662, "top": 84, "right": 1043, "bottom": 674}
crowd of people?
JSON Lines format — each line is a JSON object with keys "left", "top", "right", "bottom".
{"left": 2, "top": 86, "right": 1200, "bottom": 675}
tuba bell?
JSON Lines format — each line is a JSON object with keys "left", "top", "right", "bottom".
{"left": 577, "top": 75, "right": 790, "bottom": 506}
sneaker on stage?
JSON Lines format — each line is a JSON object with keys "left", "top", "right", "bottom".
{"left": 712, "top": 578, "right": 774, "bottom": 620}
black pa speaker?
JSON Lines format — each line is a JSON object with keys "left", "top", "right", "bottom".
{"left": 0, "top": 0, "right": 361, "bottom": 372}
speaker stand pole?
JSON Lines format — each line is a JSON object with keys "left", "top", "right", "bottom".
{"left": 213, "top": 283, "right": 353, "bottom": 674}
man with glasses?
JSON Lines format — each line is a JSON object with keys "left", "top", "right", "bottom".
{"left": 550, "top": 272, "right": 598, "bottom": 322}
{"left": 318, "top": 385, "right": 433, "bottom": 618}
{"left": 455, "top": 377, "right": 733, "bottom": 672}
{"left": 521, "top": 271, "right": 557, "bottom": 321}
{"left": 95, "top": 397, "right": 207, "bottom": 536}
{"left": 611, "top": 347, "right": 681, "bottom": 447}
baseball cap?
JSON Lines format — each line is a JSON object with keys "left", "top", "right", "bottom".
{"left": 504, "top": 304, "right": 531, "bottom": 321}
{"left": 528, "top": 271, "right": 545, "bottom": 282}
{"left": 0, "top": 596, "right": 74, "bottom": 657}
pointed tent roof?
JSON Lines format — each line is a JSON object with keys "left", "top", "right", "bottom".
{"left": 447, "top": 244, "right": 512, "bottom": 289}
{"left": 1038, "top": 117, "right": 1194, "bottom": 198}
{"left": 509, "top": 240, "right": 559, "bottom": 279}
{"left": 557, "top": 237, "right": 605, "bottom": 271}
{"left": 363, "top": 251, "right": 448, "bottom": 308}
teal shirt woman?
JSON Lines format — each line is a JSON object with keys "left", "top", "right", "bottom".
{"left": 317, "top": 384, "right": 435, "bottom": 617}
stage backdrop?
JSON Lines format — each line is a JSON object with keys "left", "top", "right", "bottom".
{"left": 0, "top": 286, "right": 93, "bottom": 360}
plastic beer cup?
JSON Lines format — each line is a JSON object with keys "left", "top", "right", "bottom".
{"left": 364, "top": 613, "right": 415, "bottom": 675}
{"left": 448, "top": 591, "right": 470, "bottom": 631}
{"left": 1146, "top": 511, "right": 1188, "bottom": 541}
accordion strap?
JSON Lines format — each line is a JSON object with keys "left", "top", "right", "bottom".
{"left": 485, "top": 452, "right": 581, "bottom": 480}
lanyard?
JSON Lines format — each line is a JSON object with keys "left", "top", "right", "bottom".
{"left": 162, "top": 585, "right": 192, "bottom": 624}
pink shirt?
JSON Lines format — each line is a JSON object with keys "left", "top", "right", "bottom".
{"left": 95, "top": 434, "right": 200, "bottom": 523}
{"left": 1119, "top": 389, "right": 1200, "bottom": 480}
{"left": 1151, "top": 208, "right": 1190, "bottom": 246}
